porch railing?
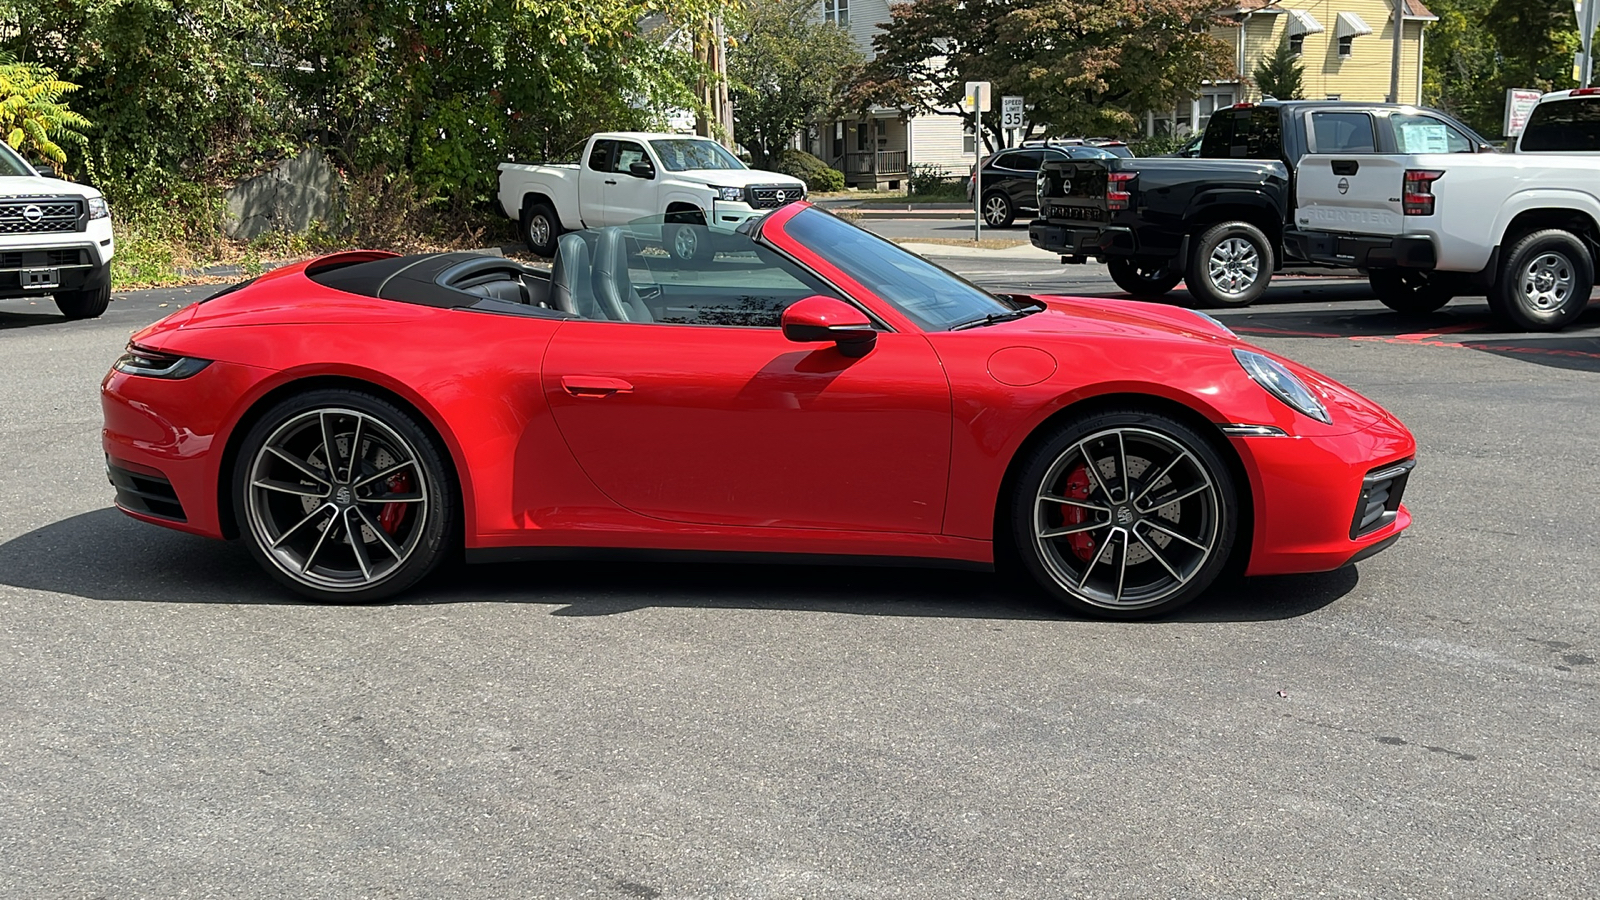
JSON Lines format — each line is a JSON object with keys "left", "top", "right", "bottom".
{"left": 841, "top": 149, "right": 909, "bottom": 177}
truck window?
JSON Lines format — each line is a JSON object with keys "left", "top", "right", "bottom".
{"left": 613, "top": 141, "right": 649, "bottom": 173}
{"left": 1309, "top": 112, "right": 1376, "bottom": 153}
{"left": 1390, "top": 114, "right": 1475, "bottom": 153}
{"left": 1519, "top": 98, "right": 1600, "bottom": 152}
{"left": 1199, "top": 107, "right": 1283, "bottom": 160}
{"left": 587, "top": 140, "right": 616, "bottom": 172}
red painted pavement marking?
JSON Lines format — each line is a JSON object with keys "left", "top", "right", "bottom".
{"left": 1237, "top": 319, "right": 1600, "bottom": 362}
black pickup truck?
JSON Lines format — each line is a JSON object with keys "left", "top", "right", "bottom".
{"left": 1029, "top": 101, "right": 1494, "bottom": 307}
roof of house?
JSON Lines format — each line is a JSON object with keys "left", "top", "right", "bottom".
{"left": 1220, "top": 0, "right": 1435, "bottom": 20}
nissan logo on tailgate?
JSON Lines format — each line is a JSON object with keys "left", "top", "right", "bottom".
{"left": 22, "top": 204, "right": 42, "bottom": 223}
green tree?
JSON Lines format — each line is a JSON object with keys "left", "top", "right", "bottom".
{"left": 728, "top": 0, "right": 863, "bottom": 170}
{"left": 1253, "top": 37, "right": 1304, "bottom": 101}
{"left": 1424, "top": 0, "right": 1577, "bottom": 137}
{"left": 849, "top": 0, "right": 1234, "bottom": 150}
{"left": 0, "top": 61, "right": 90, "bottom": 165}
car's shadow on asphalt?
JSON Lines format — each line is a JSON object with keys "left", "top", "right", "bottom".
{"left": 0, "top": 308, "right": 67, "bottom": 330}
{"left": 0, "top": 508, "right": 1359, "bottom": 623}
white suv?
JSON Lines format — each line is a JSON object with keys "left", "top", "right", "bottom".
{"left": 0, "top": 142, "right": 114, "bottom": 319}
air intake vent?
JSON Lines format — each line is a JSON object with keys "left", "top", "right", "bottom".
{"left": 1350, "top": 460, "right": 1414, "bottom": 539}
{"left": 109, "top": 462, "right": 187, "bottom": 522}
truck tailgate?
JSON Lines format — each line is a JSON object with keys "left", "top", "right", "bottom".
{"left": 1037, "top": 160, "right": 1111, "bottom": 224}
{"left": 1294, "top": 154, "right": 1409, "bottom": 236}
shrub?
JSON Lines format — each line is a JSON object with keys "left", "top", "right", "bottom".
{"left": 908, "top": 163, "right": 958, "bottom": 197}
{"left": 1130, "top": 134, "right": 1186, "bottom": 158}
{"left": 770, "top": 148, "right": 846, "bottom": 193}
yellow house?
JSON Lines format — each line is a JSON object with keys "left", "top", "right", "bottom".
{"left": 1146, "top": 0, "right": 1435, "bottom": 136}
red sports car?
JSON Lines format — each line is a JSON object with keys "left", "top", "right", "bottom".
{"left": 102, "top": 203, "right": 1414, "bottom": 618}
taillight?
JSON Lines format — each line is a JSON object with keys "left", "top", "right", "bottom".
{"left": 1403, "top": 169, "right": 1443, "bottom": 216}
{"left": 1106, "top": 171, "right": 1136, "bottom": 211}
{"left": 112, "top": 343, "right": 212, "bottom": 379}
{"left": 1571, "top": 87, "right": 1600, "bottom": 96}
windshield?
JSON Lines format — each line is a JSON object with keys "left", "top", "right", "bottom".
{"left": 0, "top": 143, "right": 34, "bottom": 176}
{"left": 777, "top": 207, "right": 1016, "bottom": 331}
{"left": 1519, "top": 98, "right": 1600, "bottom": 152}
{"left": 650, "top": 139, "right": 747, "bottom": 171}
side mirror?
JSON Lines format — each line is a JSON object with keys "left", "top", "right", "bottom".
{"left": 781, "top": 296, "right": 876, "bottom": 357}
{"left": 628, "top": 161, "right": 655, "bottom": 179}
{"left": 35, "top": 165, "right": 56, "bottom": 178}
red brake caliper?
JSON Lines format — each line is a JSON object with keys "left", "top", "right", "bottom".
{"left": 1061, "top": 463, "right": 1097, "bottom": 562}
{"left": 378, "top": 472, "right": 412, "bottom": 535}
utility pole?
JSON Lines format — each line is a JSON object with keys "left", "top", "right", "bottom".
{"left": 1389, "top": 0, "right": 1404, "bottom": 103}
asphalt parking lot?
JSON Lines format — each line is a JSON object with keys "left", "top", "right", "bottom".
{"left": 2, "top": 252, "right": 1598, "bottom": 897}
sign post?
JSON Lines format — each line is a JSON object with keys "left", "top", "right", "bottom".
{"left": 964, "top": 81, "right": 991, "bottom": 242}
{"left": 1578, "top": 0, "right": 1599, "bottom": 87}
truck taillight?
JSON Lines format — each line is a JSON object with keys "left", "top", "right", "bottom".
{"left": 1571, "top": 87, "right": 1600, "bottom": 96}
{"left": 1106, "top": 171, "right": 1136, "bottom": 211}
{"left": 1403, "top": 169, "right": 1443, "bottom": 216}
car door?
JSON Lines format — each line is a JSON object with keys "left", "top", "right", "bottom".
{"left": 1003, "top": 150, "right": 1046, "bottom": 211}
{"left": 1294, "top": 110, "right": 1407, "bottom": 237}
{"left": 579, "top": 139, "right": 616, "bottom": 226}
{"left": 606, "top": 140, "right": 659, "bottom": 225}
{"left": 539, "top": 231, "right": 952, "bottom": 534}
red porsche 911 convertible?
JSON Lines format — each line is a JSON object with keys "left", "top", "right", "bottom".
{"left": 102, "top": 203, "right": 1414, "bottom": 618}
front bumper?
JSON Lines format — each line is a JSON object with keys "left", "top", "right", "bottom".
{"left": 1283, "top": 228, "right": 1436, "bottom": 270}
{"left": 710, "top": 201, "right": 778, "bottom": 229}
{"left": 1233, "top": 419, "right": 1416, "bottom": 576}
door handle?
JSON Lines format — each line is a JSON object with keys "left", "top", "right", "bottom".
{"left": 1331, "top": 160, "right": 1359, "bottom": 175}
{"left": 604, "top": 179, "right": 618, "bottom": 185}
{"left": 561, "top": 376, "right": 634, "bottom": 397}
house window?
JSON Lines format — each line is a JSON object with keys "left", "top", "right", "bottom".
{"left": 1338, "top": 36, "right": 1353, "bottom": 57}
{"left": 962, "top": 131, "right": 976, "bottom": 154}
{"left": 822, "top": 0, "right": 848, "bottom": 26}
{"left": 1289, "top": 33, "right": 1304, "bottom": 55}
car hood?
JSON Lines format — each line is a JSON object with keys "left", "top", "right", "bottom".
{"left": 0, "top": 175, "right": 100, "bottom": 199}
{"left": 696, "top": 171, "right": 807, "bottom": 190}
{"left": 999, "top": 294, "right": 1240, "bottom": 343}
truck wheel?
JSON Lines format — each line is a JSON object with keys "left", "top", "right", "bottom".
{"left": 1187, "top": 221, "right": 1273, "bottom": 308}
{"left": 667, "top": 209, "right": 708, "bottom": 262}
{"left": 982, "top": 191, "right": 1015, "bottom": 228}
{"left": 1108, "top": 257, "right": 1183, "bottom": 299}
{"left": 1492, "top": 229, "right": 1593, "bottom": 331}
{"left": 522, "top": 203, "right": 561, "bottom": 257}
{"left": 54, "top": 283, "right": 111, "bottom": 320}
{"left": 1369, "top": 269, "right": 1453, "bottom": 315}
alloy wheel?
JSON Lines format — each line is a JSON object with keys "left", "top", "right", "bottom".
{"left": 984, "top": 195, "right": 1010, "bottom": 226}
{"left": 528, "top": 214, "right": 551, "bottom": 248}
{"left": 1207, "top": 237, "right": 1260, "bottom": 296}
{"left": 244, "top": 407, "right": 430, "bottom": 593}
{"left": 673, "top": 225, "right": 699, "bottom": 259}
{"left": 1031, "top": 426, "right": 1220, "bottom": 611}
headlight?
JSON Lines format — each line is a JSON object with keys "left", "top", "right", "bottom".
{"left": 1185, "top": 308, "right": 1235, "bottom": 338}
{"left": 1234, "top": 349, "right": 1330, "bottom": 424}
{"left": 113, "top": 343, "right": 211, "bottom": 379}
{"left": 714, "top": 186, "right": 744, "bottom": 202}
{"left": 87, "top": 196, "right": 110, "bottom": 220}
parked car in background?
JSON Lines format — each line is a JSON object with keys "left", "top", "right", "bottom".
{"left": 1292, "top": 89, "right": 1600, "bottom": 329}
{"left": 497, "top": 132, "right": 806, "bottom": 259}
{"left": 0, "top": 142, "right": 114, "bottom": 319}
{"left": 1168, "top": 133, "right": 1204, "bottom": 158}
{"left": 1030, "top": 101, "right": 1494, "bottom": 308}
{"left": 968, "top": 145, "right": 1119, "bottom": 228}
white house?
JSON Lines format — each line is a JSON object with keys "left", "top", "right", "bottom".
{"left": 807, "top": 0, "right": 976, "bottom": 188}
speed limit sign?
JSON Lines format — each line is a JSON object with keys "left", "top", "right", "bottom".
{"left": 1001, "top": 95, "right": 1024, "bottom": 129}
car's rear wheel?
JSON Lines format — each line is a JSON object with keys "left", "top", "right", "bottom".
{"left": 1492, "top": 229, "right": 1593, "bottom": 331}
{"left": 522, "top": 202, "right": 561, "bottom": 257}
{"left": 1108, "top": 257, "right": 1183, "bottom": 299}
{"left": 1187, "top": 221, "right": 1272, "bottom": 308}
{"left": 982, "top": 191, "right": 1015, "bottom": 228}
{"left": 54, "top": 282, "right": 110, "bottom": 319}
{"left": 1369, "top": 268, "right": 1454, "bottom": 315}
{"left": 1011, "top": 410, "right": 1238, "bottom": 619}
{"left": 233, "top": 389, "right": 455, "bottom": 602}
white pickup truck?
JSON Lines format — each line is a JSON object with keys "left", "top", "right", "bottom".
{"left": 1287, "top": 90, "right": 1600, "bottom": 330}
{"left": 0, "top": 142, "right": 114, "bottom": 319}
{"left": 497, "top": 132, "right": 807, "bottom": 259}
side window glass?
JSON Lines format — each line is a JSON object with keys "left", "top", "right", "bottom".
{"left": 1009, "top": 151, "right": 1045, "bottom": 171}
{"left": 613, "top": 141, "right": 648, "bottom": 174}
{"left": 586, "top": 140, "right": 614, "bottom": 172}
{"left": 1310, "top": 112, "right": 1377, "bottom": 153}
{"left": 1392, "top": 114, "right": 1474, "bottom": 153}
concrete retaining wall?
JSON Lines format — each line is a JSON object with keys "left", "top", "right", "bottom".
{"left": 223, "top": 148, "right": 339, "bottom": 240}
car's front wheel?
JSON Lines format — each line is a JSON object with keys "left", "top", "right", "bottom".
{"left": 233, "top": 389, "right": 456, "bottom": 602}
{"left": 1108, "top": 257, "right": 1183, "bottom": 299}
{"left": 1011, "top": 409, "right": 1238, "bottom": 619}
{"left": 55, "top": 282, "right": 110, "bottom": 319}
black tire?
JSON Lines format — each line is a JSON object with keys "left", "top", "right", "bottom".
{"left": 1186, "top": 220, "right": 1274, "bottom": 308}
{"left": 666, "top": 208, "right": 709, "bottom": 261}
{"left": 522, "top": 202, "right": 561, "bottom": 257}
{"left": 54, "top": 282, "right": 110, "bottom": 319}
{"left": 1108, "top": 257, "right": 1184, "bottom": 299}
{"left": 982, "top": 191, "right": 1015, "bottom": 228}
{"left": 1010, "top": 408, "right": 1238, "bottom": 620}
{"left": 232, "top": 388, "right": 457, "bottom": 603}
{"left": 1369, "top": 269, "right": 1454, "bottom": 315}
{"left": 1491, "top": 229, "right": 1593, "bottom": 331}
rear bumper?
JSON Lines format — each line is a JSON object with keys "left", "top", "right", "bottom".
{"left": 1284, "top": 228, "right": 1436, "bottom": 269}
{"left": 1029, "top": 221, "right": 1136, "bottom": 259}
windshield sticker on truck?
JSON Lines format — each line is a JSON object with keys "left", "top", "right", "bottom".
{"left": 1396, "top": 122, "right": 1451, "bottom": 154}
